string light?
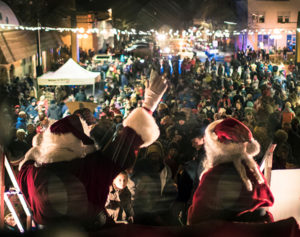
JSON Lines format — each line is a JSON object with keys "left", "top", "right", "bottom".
{"left": 0, "top": 23, "right": 297, "bottom": 40}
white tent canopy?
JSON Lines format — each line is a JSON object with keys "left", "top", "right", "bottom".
{"left": 38, "top": 58, "right": 100, "bottom": 86}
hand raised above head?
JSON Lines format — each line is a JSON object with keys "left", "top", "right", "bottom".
{"left": 143, "top": 70, "right": 168, "bottom": 112}
{"left": 149, "top": 70, "right": 168, "bottom": 94}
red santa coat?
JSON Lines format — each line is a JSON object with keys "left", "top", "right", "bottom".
{"left": 188, "top": 162, "right": 274, "bottom": 225}
{"left": 17, "top": 108, "right": 160, "bottom": 225}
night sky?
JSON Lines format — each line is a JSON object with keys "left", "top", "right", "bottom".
{"left": 3, "top": 0, "right": 244, "bottom": 29}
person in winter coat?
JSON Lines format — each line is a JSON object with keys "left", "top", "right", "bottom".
{"left": 188, "top": 118, "right": 274, "bottom": 225}
{"left": 105, "top": 171, "right": 134, "bottom": 223}
{"left": 75, "top": 88, "right": 87, "bottom": 102}
{"left": 281, "top": 102, "right": 295, "bottom": 127}
{"left": 217, "top": 64, "right": 224, "bottom": 78}
{"left": 283, "top": 120, "right": 300, "bottom": 167}
{"left": 8, "top": 129, "right": 31, "bottom": 163}
{"left": 15, "top": 111, "right": 27, "bottom": 130}
{"left": 176, "top": 127, "right": 206, "bottom": 224}
{"left": 272, "top": 129, "right": 293, "bottom": 169}
{"left": 217, "top": 94, "right": 231, "bottom": 110}
{"left": 25, "top": 98, "right": 38, "bottom": 122}
{"left": 205, "top": 58, "right": 210, "bottom": 73}
{"left": 17, "top": 70, "right": 167, "bottom": 228}
{"left": 224, "top": 62, "right": 231, "bottom": 77}
{"left": 132, "top": 141, "right": 177, "bottom": 226}
{"left": 25, "top": 123, "right": 36, "bottom": 147}
{"left": 47, "top": 100, "right": 62, "bottom": 120}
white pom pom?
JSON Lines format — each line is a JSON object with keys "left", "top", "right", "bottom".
{"left": 246, "top": 139, "right": 260, "bottom": 156}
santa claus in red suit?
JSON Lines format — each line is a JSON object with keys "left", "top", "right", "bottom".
{"left": 17, "top": 70, "right": 167, "bottom": 228}
{"left": 188, "top": 117, "right": 274, "bottom": 225}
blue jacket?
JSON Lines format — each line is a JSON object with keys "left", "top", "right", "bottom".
{"left": 25, "top": 105, "right": 38, "bottom": 119}
{"left": 16, "top": 117, "right": 27, "bottom": 130}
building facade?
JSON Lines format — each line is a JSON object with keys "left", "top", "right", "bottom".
{"left": 60, "top": 10, "right": 113, "bottom": 61}
{"left": 0, "top": 1, "right": 62, "bottom": 83}
{"left": 247, "top": 0, "right": 300, "bottom": 51}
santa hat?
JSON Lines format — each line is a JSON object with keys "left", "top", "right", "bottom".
{"left": 203, "top": 117, "right": 263, "bottom": 191}
{"left": 19, "top": 114, "right": 96, "bottom": 169}
{"left": 205, "top": 117, "right": 260, "bottom": 158}
{"left": 50, "top": 115, "right": 94, "bottom": 145}
{"left": 215, "top": 118, "right": 252, "bottom": 142}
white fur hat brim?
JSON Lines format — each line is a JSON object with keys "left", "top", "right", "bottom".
{"left": 19, "top": 118, "right": 96, "bottom": 170}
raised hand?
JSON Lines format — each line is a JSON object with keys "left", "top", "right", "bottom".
{"left": 142, "top": 70, "right": 168, "bottom": 112}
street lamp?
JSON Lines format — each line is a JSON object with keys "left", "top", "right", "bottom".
{"left": 36, "top": 21, "right": 43, "bottom": 77}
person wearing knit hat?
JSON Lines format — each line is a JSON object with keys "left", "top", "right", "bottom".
{"left": 281, "top": 101, "right": 295, "bottom": 127}
{"left": 15, "top": 111, "right": 27, "bottom": 130}
{"left": 244, "top": 101, "right": 254, "bottom": 115}
{"left": 176, "top": 126, "right": 207, "bottom": 223}
{"left": 113, "top": 112, "right": 123, "bottom": 125}
{"left": 188, "top": 117, "right": 274, "bottom": 225}
{"left": 17, "top": 69, "right": 167, "bottom": 227}
{"left": 146, "top": 141, "right": 164, "bottom": 159}
{"left": 132, "top": 140, "right": 177, "bottom": 225}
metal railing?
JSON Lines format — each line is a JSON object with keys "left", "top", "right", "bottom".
{"left": 260, "top": 143, "right": 277, "bottom": 185}
{"left": 0, "top": 148, "right": 33, "bottom": 232}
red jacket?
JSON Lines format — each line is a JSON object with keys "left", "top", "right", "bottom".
{"left": 188, "top": 163, "right": 274, "bottom": 224}
{"left": 17, "top": 127, "right": 143, "bottom": 225}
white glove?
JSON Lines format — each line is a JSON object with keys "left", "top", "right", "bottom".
{"left": 142, "top": 70, "right": 168, "bottom": 112}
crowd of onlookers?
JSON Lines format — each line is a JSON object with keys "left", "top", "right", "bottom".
{"left": 1, "top": 46, "right": 300, "bottom": 227}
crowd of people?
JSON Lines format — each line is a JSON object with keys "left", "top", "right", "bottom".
{"left": 1, "top": 46, "right": 300, "bottom": 230}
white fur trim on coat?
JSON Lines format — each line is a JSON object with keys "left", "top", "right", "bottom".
{"left": 40, "top": 129, "right": 96, "bottom": 163}
{"left": 123, "top": 107, "right": 160, "bottom": 148}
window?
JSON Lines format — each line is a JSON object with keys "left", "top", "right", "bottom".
{"left": 287, "top": 34, "right": 296, "bottom": 49}
{"left": 258, "top": 34, "right": 274, "bottom": 48}
{"left": 252, "top": 12, "right": 265, "bottom": 23}
{"left": 0, "top": 12, "right": 2, "bottom": 21}
{"left": 263, "top": 35, "right": 269, "bottom": 45}
{"left": 278, "top": 12, "right": 290, "bottom": 23}
{"left": 5, "top": 16, "right": 9, "bottom": 24}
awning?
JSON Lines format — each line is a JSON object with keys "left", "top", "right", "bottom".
{"left": 38, "top": 58, "right": 100, "bottom": 86}
{"left": 0, "top": 30, "right": 62, "bottom": 64}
